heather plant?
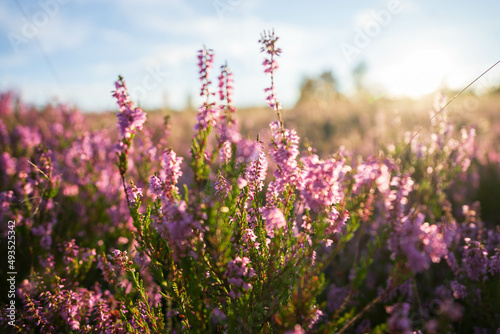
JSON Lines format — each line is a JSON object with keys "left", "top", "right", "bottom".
{"left": 0, "top": 89, "right": 165, "bottom": 332}
{"left": 0, "top": 31, "right": 499, "bottom": 334}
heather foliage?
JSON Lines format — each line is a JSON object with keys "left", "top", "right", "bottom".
{"left": 1, "top": 32, "right": 499, "bottom": 333}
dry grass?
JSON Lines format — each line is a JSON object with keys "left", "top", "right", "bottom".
{"left": 83, "top": 92, "right": 500, "bottom": 159}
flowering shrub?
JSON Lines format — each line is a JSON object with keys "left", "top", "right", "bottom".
{"left": 1, "top": 31, "right": 499, "bottom": 333}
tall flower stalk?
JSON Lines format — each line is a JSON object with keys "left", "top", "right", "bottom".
{"left": 112, "top": 75, "right": 147, "bottom": 207}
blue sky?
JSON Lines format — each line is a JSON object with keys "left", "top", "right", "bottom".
{"left": 1, "top": 0, "right": 499, "bottom": 112}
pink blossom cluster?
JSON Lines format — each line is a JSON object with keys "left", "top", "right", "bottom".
{"left": 155, "top": 200, "right": 194, "bottom": 261}
{"left": 197, "top": 47, "right": 215, "bottom": 97}
{"left": 384, "top": 174, "right": 414, "bottom": 219}
{"left": 218, "top": 63, "right": 234, "bottom": 105}
{"left": 149, "top": 149, "right": 183, "bottom": 201}
{"left": 461, "top": 238, "right": 489, "bottom": 281}
{"left": 259, "top": 30, "right": 282, "bottom": 110}
{"left": 225, "top": 256, "right": 256, "bottom": 298}
{"left": 125, "top": 183, "right": 143, "bottom": 205}
{"left": 148, "top": 150, "right": 196, "bottom": 260}
{"left": 215, "top": 171, "right": 229, "bottom": 199}
{"left": 97, "top": 249, "right": 133, "bottom": 284}
{"left": 13, "top": 125, "right": 41, "bottom": 149}
{"left": 112, "top": 77, "right": 147, "bottom": 140}
{"left": 299, "top": 154, "right": 351, "bottom": 211}
{"left": 386, "top": 302, "right": 411, "bottom": 334}
{"left": 388, "top": 212, "right": 448, "bottom": 273}
{"left": 244, "top": 141, "right": 268, "bottom": 201}
{"left": 194, "top": 103, "right": 220, "bottom": 133}
{"left": 267, "top": 121, "right": 300, "bottom": 202}
{"left": 261, "top": 206, "right": 287, "bottom": 237}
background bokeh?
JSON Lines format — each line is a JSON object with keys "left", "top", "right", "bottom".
{"left": 1, "top": 0, "right": 499, "bottom": 111}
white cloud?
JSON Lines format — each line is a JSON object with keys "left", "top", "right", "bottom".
{"left": 37, "top": 19, "right": 91, "bottom": 54}
{"left": 0, "top": 53, "right": 28, "bottom": 69}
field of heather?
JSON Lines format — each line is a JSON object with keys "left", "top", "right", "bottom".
{"left": 1, "top": 32, "right": 500, "bottom": 334}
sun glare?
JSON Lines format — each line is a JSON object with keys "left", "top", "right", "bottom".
{"left": 371, "top": 45, "right": 458, "bottom": 98}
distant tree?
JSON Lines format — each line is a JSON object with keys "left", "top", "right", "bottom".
{"left": 296, "top": 70, "right": 339, "bottom": 106}
{"left": 352, "top": 61, "right": 368, "bottom": 94}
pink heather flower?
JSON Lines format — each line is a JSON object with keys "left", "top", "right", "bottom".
{"left": 450, "top": 280, "right": 467, "bottom": 299}
{"left": 32, "top": 219, "right": 56, "bottom": 250}
{"left": 486, "top": 229, "right": 500, "bottom": 253}
{"left": 244, "top": 141, "right": 268, "bottom": 200}
{"left": 38, "top": 254, "right": 55, "bottom": 272}
{"left": 134, "top": 251, "right": 151, "bottom": 270}
{"left": 462, "top": 238, "right": 489, "bottom": 281}
{"left": 0, "top": 119, "right": 10, "bottom": 147}
{"left": 161, "top": 149, "right": 183, "bottom": 185}
{"left": 385, "top": 174, "right": 414, "bottom": 219}
{"left": 261, "top": 206, "right": 287, "bottom": 237}
{"left": 149, "top": 149, "right": 183, "bottom": 201}
{"left": 308, "top": 307, "right": 323, "bottom": 329}
{"left": 388, "top": 213, "right": 447, "bottom": 273}
{"left": 264, "top": 86, "right": 279, "bottom": 110}
{"left": 285, "top": 324, "right": 306, "bottom": 334}
{"left": 242, "top": 228, "right": 260, "bottom": 250}
{"left": 326, "top": 208, "right": 349, "bottom": 235}
{"left": 198, "top": 47, "right": 215, "bottom": 97}
{"left": 59, "top": 239, "right": 79, "bottom": 266}
{"left": 1, "top": 152, "right": 16, "bottom": 177}
{"left": 112, "top": 77, "right": 147, "bottom": 139}
{"left": 215, "top": 172, "right": 229, "bottom": 199}
{"left": 211, "top": 307, "right": 226, "bottom": 323}
{"left": 237, "top": 177, "right": 248, "bottom": 189}
{"left": 218, "top": 121, "right": 242, "bottom": 144}
{"left": 0, "top": 91, "right": 14, "bottom": 116}
{"left": 457, "top": 126, "right": 476, "bottom": 172}
{"left": 236, "top": 138, "right": 260, "bottom": 163}
{"left": 225, "top": 256, "right": 256, "bottom": 298}
{"left": 398, "top": 225, "right": 429, "bottom": 273}
{"left": 445, "top": 251, "right": 460, "bottom": 276}
{"left": 352, "top": 159, "right": 379, "bottom": 194}
{"left": 0, "top": 190, "right": 13, "bottom": 221}
{"left": 155, "top": 201, "right": 194, "bottom": 260}
{"left": 259, "top": 30, "right": 282, "bottom": 57}
{"left": 268, "top": 121, "right": 300, "bottom": 197}
{"left": 125, "top": 183, "right": 143, "bottom": 205}
{"left": 353, "top": 158, "right": 393, "bottom": 196}
{"left": 149, "top": 175, "right": 163, "bottom": 196}
{"left": 117, "top": 236, "right": 129, "bottom": 245}
{"left": 259, "top": 30, "right": 282, "bottom": 110}
{"left": 386, "top": 302, "right": 412, "bottom": 334}
{"left": 62, "top": 184, "right": 79, "bottom": 196}
{"left": 489, "top": 251, "right": 500, "bottom": 277}
{"left": 419, "top": 222, "right": 448, "bottom": 263}
{"left": 262, "top": 58, "right": 279, "bottom": 74}
{"left": 98, "top": 250, "right": 133, "bottom": 284}
{"left": 194, "top": 103, "right": 220, "bottom": 132}
{"left": 219, "top": 140, "right": 232, "bottom": 164}
{"left": 327, "top": 284, "right": 350, "bottom": 312}
{"left": 13, "top": 125, "right": 41, "bottom": 149}
{"left": 218, "top": 63, "right": 234, "bottom": 104}
{"left": 299, "top": 154, "right": 351, "bottom": 211}
{"left": 111, "top": 249, "right": 133, "bottom": 273}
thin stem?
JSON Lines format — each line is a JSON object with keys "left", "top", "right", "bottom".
{"left": 397, "top": 59, "right": 500, "bottom": 162}
{"left": 336, "top": 283, "right": 396, "bottom": 334}
{"left": 121, "top": 174, "right": 132, "bottom": 212}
